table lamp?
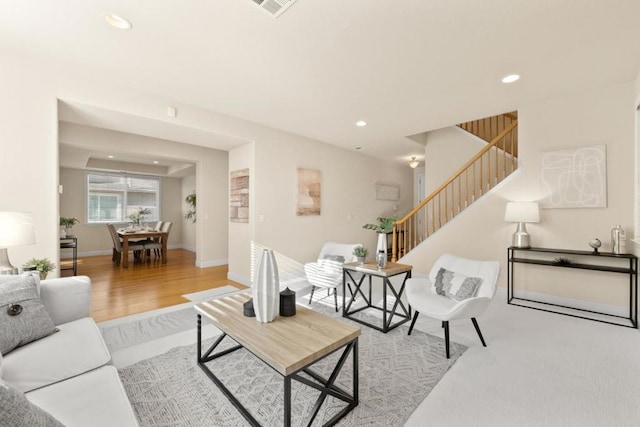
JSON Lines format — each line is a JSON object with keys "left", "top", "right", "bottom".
{"left": 504, "top": 202, "right": 539, "bottom": 248}
{"left": 0, "top": 211, "right": 36, "bottom": 274}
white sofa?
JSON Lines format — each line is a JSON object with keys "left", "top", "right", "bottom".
{"left": 1, "top": 275, "right": 139, "bottom": 427}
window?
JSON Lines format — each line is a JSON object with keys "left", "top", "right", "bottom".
{"left": 86, "top": 171, "right": 160, "bottom": 224}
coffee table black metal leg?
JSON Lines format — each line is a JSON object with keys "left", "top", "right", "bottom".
{"left": 284, "top": 376, "right": 292, "bottom": 427}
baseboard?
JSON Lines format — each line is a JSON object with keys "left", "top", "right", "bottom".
{"left": 73, "top": 244, "right": 187, "bottom": 258}
{"left": 227, "top": 271, "right": 251, "bottom": 287}
{"left": 195, "top": 258, "right": 228, "bottom": 268}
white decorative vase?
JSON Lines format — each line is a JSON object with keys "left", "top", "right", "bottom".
{"left": 376, "top": 233, "right": 387, "bottom": 255}
{"left": 376, "top": 233, "right": 388, "bottom": 269}
{"left": 253, "top": 249, "right": 280, "bottom": 323}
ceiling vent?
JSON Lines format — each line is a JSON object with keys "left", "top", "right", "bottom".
{"left": 251, "top": 0, "right": 298, "bottom": 18}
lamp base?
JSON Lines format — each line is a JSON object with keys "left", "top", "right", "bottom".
{"left": 512, "top": 222, "right": 531, "bottom": 248}
{"left": 0, "top": 247, "right": 18, "bottom": 275}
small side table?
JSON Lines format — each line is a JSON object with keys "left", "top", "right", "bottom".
{"left": 60, "top": 237, "right": 78, "bottom": 276}
{"left": 342, "top": 261, "right": 412, "bottom": 333}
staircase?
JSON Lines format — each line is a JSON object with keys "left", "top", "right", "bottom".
{"left": 392, "top": 113, "right": 518, "bottom": 262}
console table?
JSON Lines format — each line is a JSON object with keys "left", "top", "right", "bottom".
{"left": 507, "top": 246, "right": 638, "bottom": 328}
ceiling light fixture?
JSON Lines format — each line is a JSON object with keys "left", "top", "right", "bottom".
{"left": 108, "top": 155, "right": 114, "bottom": 159}
{"left": 103, "top": 13, "right": 132, "bottom": 30}
{"left": 153, "top": 160, "right": 159, "bottom": 164}
{"left": 501, "top": 74, "right": 520, "bottom": 84}
{"left": 408, "top": 156, "right": 420, "bottom": 169}
{"left": 356, "top": 120, "right": 367, "bottom": 127}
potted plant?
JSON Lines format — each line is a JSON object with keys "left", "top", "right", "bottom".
{"left": 185, "top": 191, "right": 196, "bottom": 223}
{"left": 363, "top": 217, "right": 397, "bottom": 266}
{"left": 128, "top": 208, "right": 152, "bottom": 226}
{"left": 22, "top": 258, "right": 56, "bottom": 280}
{"left": 353, "top": 246, "right": 368, "bottom": 264}
{"left": 60, "top": 217, "right": 79, "bottom": 237}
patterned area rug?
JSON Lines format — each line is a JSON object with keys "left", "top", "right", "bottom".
{"left": 118, "top": 306, "right": 466, "bottom": 426}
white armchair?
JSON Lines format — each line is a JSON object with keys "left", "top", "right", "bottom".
{"left": 304, "top": 242, "right": 362, "bottom": 311}
{"left": 406, "top": 254, "right": 500, "bottom": 358}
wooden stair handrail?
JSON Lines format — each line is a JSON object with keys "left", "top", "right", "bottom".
{"left": 396, "top": 120, "right": 518, "bottom": 224}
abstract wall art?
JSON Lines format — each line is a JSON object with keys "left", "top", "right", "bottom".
{"left": 540, "top": 145, "right": 607, "bottom": 208}
{"left": 296, "top": 168, "right": 321, "bottom": 216}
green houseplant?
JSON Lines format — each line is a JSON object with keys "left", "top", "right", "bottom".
{"left": 22, "top": 258, "right": 56, "bottom": 280}
{"left": 128, "top": 208, "right": 151, "bottom": 225}
{"left": 185, "top": 191, "right": 196, "bottom": 223}
{"left": 362, "top": 217, "right": 396, "bottom": 233}
{"left": 60, "top": 217, "right": 79, "bottom": 237}
{"left": 363, "top": 217, "right": 397, "bottom": 266}
{"left": 353, "top": 246, "right": 368, "bottom": 264}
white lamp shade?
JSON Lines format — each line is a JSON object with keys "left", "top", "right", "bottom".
{"left": 0, "top": 211, "right": 36, "bottom": 248}
{"left": 504, "top": 202, "right": 540, "bottom": 223}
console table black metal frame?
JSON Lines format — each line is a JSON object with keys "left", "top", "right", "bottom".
{"left": 507, "top": 246, "right": 638, "bottom": 328}
{"left": 60, "top": 237, "right": 78, "bottom": 276}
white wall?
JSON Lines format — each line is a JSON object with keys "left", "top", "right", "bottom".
{"left": 227, "top": 133, "right": 414, "bottom": 284}
{"left": 402, "top": 82, "right": 636, "bottom": 309}
{"left": 424, "top": 127, "right": 486, "bottom": 195}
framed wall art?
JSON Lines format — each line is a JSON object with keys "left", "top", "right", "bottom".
{"left": 297, "top": 168, "right": 321, "bottom": 216}
{"left": 540, "top": 145, "right": 607, "bottom": 208}
{"left": 230, "top": 168, "right": 250, "bottom": 222}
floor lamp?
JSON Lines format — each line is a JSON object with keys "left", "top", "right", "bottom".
{"left": 0, "top": 211, "right": 36, "bottom": 274}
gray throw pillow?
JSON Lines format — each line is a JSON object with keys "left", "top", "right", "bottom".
{"left": 0, "top": 379, "right": 64, "bottom": 426}
{"left": 0, "top": 275, "right": 57, "bottom": 355}
{"left": 434, "top": 268, "right": 483, "bottom": 301}
{"left": 323, "top": 254, "right": 345, "bottom": 263}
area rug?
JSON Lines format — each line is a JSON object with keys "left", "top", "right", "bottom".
{"left": 100, "top": 285, "right": 240, "bottom": 352}
{"left": 181, "top": 285, "right": 242, "bottom": 303}
{"left": 117, "top": 306, "right": 466, "bottom": 426}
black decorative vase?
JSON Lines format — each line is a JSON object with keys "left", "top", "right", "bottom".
{"left": 243, "top": 298, "right": 256, "bottom": 317}
{"left": 279, "top": 287, "right": 296, "bottom": 317}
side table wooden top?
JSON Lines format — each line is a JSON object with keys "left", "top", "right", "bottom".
{"left": 195, "top": 292, "right": 360, "bottom": 376}
{"left": 343, "top": 261, "right": 413, "bottom": 277}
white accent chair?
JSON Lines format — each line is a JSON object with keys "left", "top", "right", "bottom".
{"left": 406, "top": 253, "right": 500, "bottom": 358}
{"left": 304, "top": 242, "right": 362, "bottom": 311}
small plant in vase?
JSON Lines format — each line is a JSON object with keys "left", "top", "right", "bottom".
{"left": 363, "top": 217, "right": 396, "bottom": 267}
{"left": 353, "top": 246, "right": 368, "bottom": 264}
{"left": 60, "top": 217, "right": 79, "bottom": 237}
{"left": 128, "top": 208, "right": 152, "bottom": 226}
{"left": 22, "top": 258, "right": 56, "bottom": 280}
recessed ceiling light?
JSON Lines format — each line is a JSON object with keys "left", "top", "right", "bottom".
{"left": 103, "top": 13, "right": 132, "bottom": 30}
{"left": 501, "top": 74, "right": 520, "bottom": 84}
{"left": 355, "top": 146, "right": 363, "bottom": 151}
{"left": 108, "top": 155, "right": 114, "bottom": 159}
{"left": 356, "top": 120, "right": 367, "bottom": 127}
{"left": 153, "top": 160, "right": 159, "bottom": 164}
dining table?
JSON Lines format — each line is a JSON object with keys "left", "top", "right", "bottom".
{"left": 117, "top": 228, "right": 168, "bottom": 268}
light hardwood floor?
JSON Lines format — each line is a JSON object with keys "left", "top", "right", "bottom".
{"left": 63, "top": 249, "right": 245, "bottom": 322}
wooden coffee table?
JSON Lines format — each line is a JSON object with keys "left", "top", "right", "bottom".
{"left": 195, "top": 292, "right": 360, "bottom": 426}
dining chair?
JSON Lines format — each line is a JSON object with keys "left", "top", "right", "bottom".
{"left": 406, "top": 253, "right": 500, "bottom": 358}
{"left": 106, "top": 223, "right": 145, "bottom": 266}
{"left": 144, "top": 221, "right": 172, "bottom": 260}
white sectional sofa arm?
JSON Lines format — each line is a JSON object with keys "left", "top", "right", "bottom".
{"left": 40, "top": 276, "right": 92, "bottom": 326}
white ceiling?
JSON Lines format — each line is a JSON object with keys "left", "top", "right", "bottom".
{"left": 2, "top": 0, "right": 640, "bottom": 163}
